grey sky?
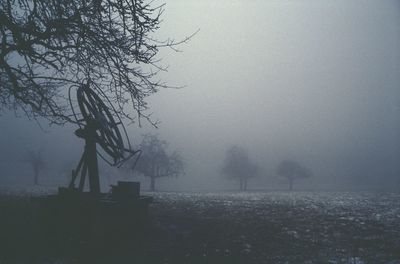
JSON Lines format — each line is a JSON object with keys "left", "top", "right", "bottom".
{"left": 147, "top": 0, "right": 400, "bottom": 189}
{"left": 1, "top": 0, "right": 399, "bottom": 190}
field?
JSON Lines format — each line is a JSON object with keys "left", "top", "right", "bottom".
{"left": 1, "top": 190, "right": 400, "bottom": 263}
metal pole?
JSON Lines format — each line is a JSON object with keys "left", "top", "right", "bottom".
{"left": 86, "top": 122, "right": 100, "bottom": 194}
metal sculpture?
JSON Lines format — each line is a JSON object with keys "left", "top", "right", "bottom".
{"left": 31, "top": 84, "right": 151, "bottom": 251}
{"left": 68, "top": 83, "right": 139, "bottom": 194}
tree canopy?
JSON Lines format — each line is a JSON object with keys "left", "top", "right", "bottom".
{"left": 0, "top": 0, "right": 190, "bottom": 125}
{"left": 221, "top": 145, "right": 258, "bottom": 191}
{"left": 277, "top": 159, "right": 312, "bottom": 190}
{"left": 134, "top": 134, "right": 184, "bottom": 191}
{"left": 21, "top": 149, "right": 46, "bottom": 185}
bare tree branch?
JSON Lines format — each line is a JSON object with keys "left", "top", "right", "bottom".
{"left": 0, "top": 0, "right": 194, "bottom": 125}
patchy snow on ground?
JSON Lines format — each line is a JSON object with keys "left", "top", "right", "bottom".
{"left": 147, "top": 191, "right": 400, "bottom": 264}
{"left": 1, "top": 189, "right": 399, "bottom": 263}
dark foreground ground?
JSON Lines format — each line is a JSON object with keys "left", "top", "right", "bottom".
{"left": 1, "top": 190, "right": 400, "bottom": 263}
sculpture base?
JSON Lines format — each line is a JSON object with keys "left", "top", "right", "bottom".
{"left": 31, "top": 182, "right": 152, "bottom": 253}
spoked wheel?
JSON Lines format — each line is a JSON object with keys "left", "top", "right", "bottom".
{"left": 77, "top": 86, "right": 124, "bottom": 162}
{"left": 68, "top": 82, "right": 140, "bottom": 193}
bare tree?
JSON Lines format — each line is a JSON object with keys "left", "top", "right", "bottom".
{"left": 221, "top": 145, "right": 259, "bottom": 191}
{"left": 277, "top": 160, "right": 312, "bottom": 191}
{"left": 134, "top": 134, "right": 184, "bottom": 191}
{"left": 22, "top": 150, "right": 46, "bottom": 185}
{"left": 0, "top": 0, "right": 193, "bottom": 125}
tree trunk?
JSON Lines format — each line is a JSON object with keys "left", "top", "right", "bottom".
{"left": 239, "top": 179, "right": 243, "bottom": 191}
{"left": 150, "top": 176, "right": 156, "bottom": 191}
{"left": 289, "top": 179, "right": 293, "bottom": 191}
{"left": 244, "top": 179, "right": 247, "bottom": 191}
{"left": 34, "top": 170, "right": 39, "bottom": 185}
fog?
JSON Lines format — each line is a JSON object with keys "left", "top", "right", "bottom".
{"left": 1, "top": 0, "right": 399, "bottom": 191}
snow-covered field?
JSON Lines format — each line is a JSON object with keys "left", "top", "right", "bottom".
{"left": 1, "top": 190, "right": 400, "bottom": 263}
{"left": 147, "top": 191, "right": 400, "bottom": 264}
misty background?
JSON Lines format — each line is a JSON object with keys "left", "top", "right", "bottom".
{"left": 1, "top": 0, "right": 399, "bottom": 191}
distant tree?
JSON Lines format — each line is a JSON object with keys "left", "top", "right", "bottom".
{"left": 22, "top": 150, "right": 46, "bottom": 185}
{"left": 221, "top": 145, "right": 259, "bottom": 191}
{"left": 134, "top": 134, "right": 184, "bottom": 191}
{"left": 0, "top": 0, "right": 193, "bottom": 125}
{"left": 277, "top": 160, "right": 312, "bottom": 191}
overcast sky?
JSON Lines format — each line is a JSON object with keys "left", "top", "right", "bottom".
{"left": 1, "top": 0, "right": 399, "bottom": 191}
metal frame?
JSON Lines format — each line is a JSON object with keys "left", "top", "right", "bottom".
{"left": 68, "top": 83, "right": 140, "bottom": 194}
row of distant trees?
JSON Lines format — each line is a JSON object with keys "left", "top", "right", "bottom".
{"left": 22, "top": 135, "right": 311, "bottom": 191}
{"left": 221, "top": 145, "right": 313, "bottom": 191}
{"left": 129, "top": 138, "right": 313, "bottom": 191}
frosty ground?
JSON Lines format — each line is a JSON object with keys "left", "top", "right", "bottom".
{"left": 1, "top": 189, "right": 400, "bottom": 263}
{"left": 147, "top": 191, "right": 400, "bottom": 264}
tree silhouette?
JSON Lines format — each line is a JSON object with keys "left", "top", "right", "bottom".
{"left": 134, "top": 134, "right": 184, "bottom": 191}
{"left": 222, "top": 145, "right": 258, "bottom": 191}
{"left": 22, "top": 150, "right": 46, "bottom": 185}
{"left": 0, "top": 0, "right": 193, "bottom": 125}
{"left": 277, "top": 160, "right": 312, "bottom": 191}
